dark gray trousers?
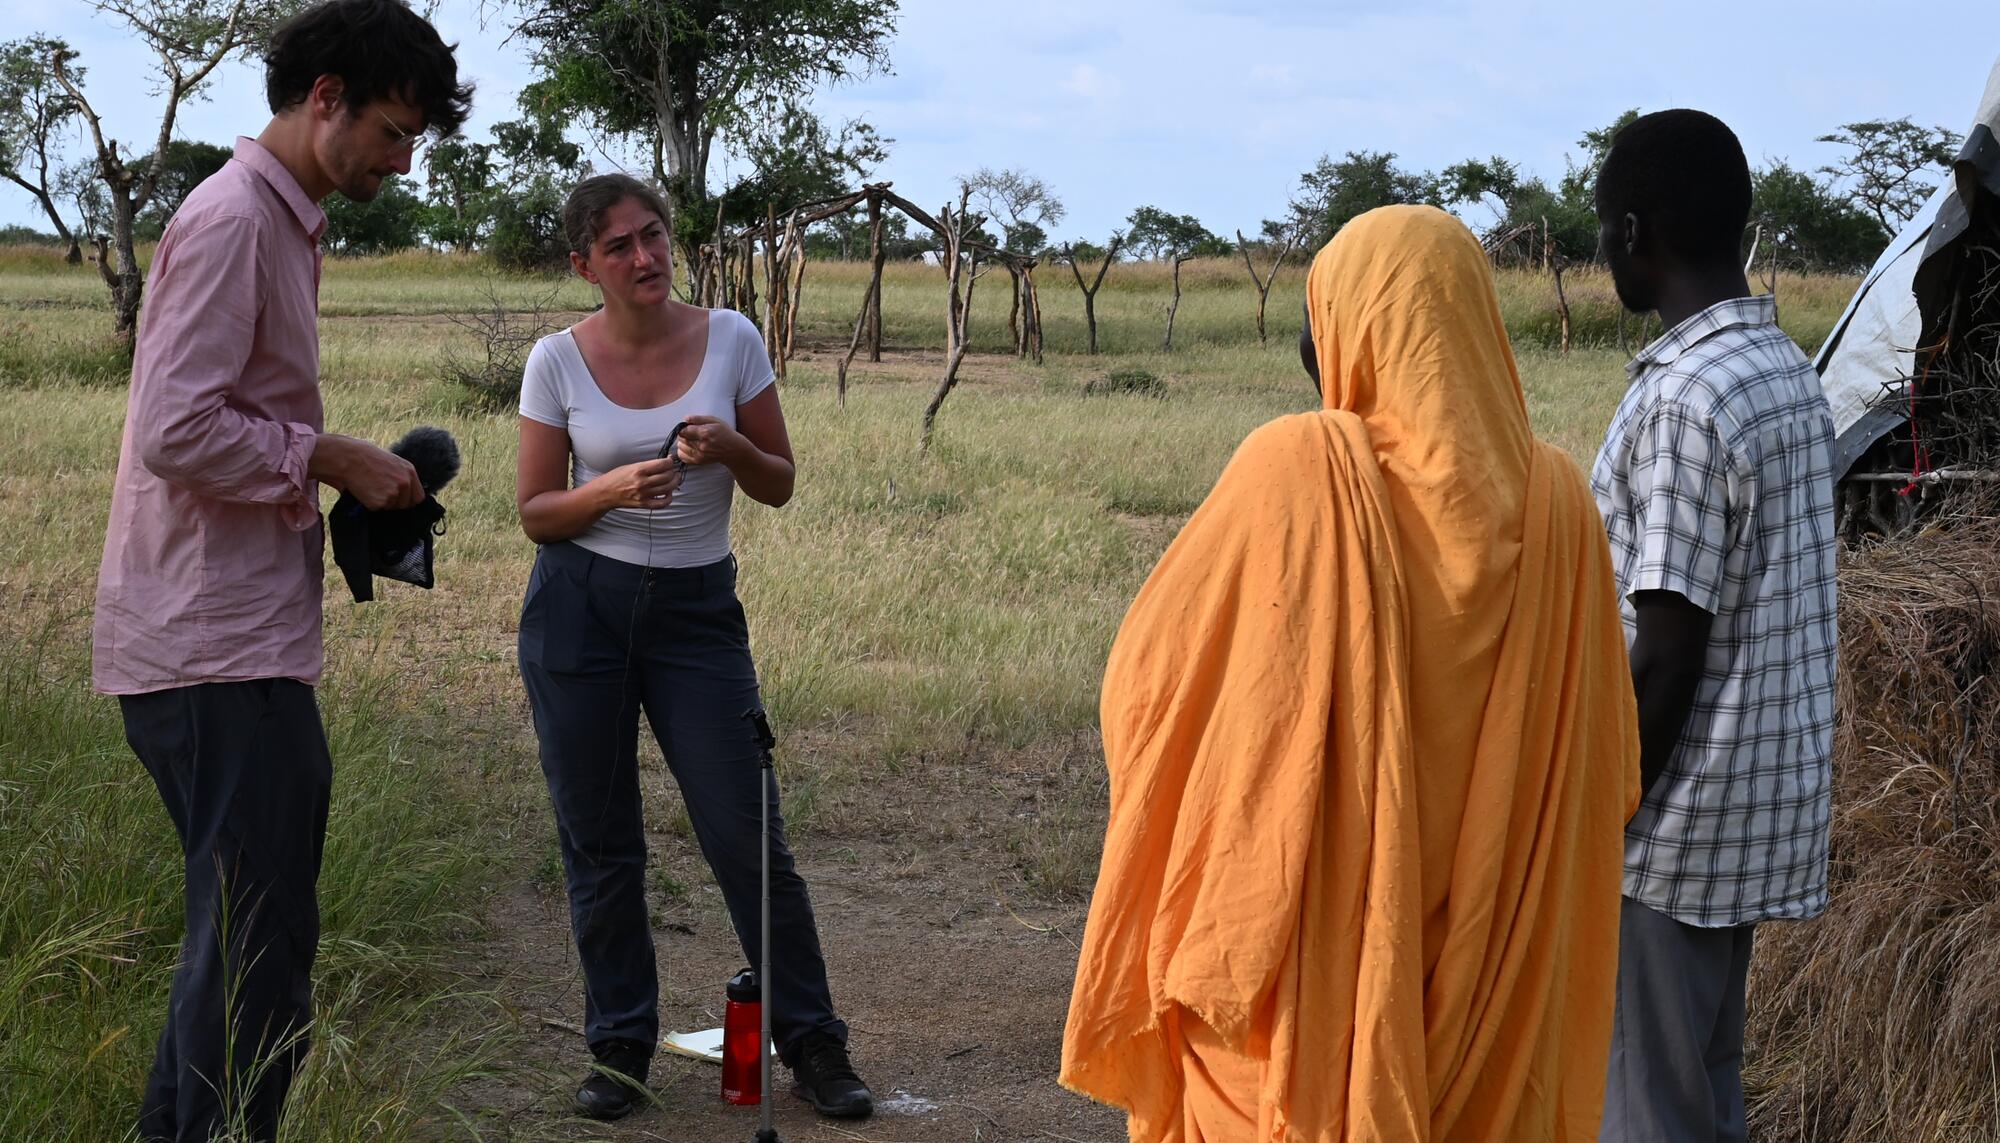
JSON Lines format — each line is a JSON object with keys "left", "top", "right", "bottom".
{"left": 1599, "top": 895, "right": 1757, "bottom": 1143}
{"left": 120, "top": 680, "right": 331, "bottom": 1143}
{"left": 517, "top": 541, "right": 846, "bottom": 1065}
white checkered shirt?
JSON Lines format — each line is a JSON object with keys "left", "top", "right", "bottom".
{"left": 1591, "top": 295, "right": 1838, "bottom": 928}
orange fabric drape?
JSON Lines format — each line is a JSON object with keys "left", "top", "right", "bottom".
{"left": 1060, "top": 205, "right": 1640, "bottom": 1142}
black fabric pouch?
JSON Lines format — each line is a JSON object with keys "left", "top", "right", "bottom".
{"left": 329, "top": 492, "right": 447, "bottom": 603}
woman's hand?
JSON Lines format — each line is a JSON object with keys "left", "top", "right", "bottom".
{"left": 598, "top": 458, "right": 682, "bottom": 510}
{"left": 675, "top": 415, "right": 750, "bottom": 468}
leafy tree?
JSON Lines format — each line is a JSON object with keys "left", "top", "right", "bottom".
{"left": 1126, "top": 206, "right": 1224, "bottom": 350}
{"left": 1749, "top": 160, "right": 1887, "bottom": 273}
{"left": 1557, "top": 109, "right": 1639, "bottom": 207}
{"left": 1442, "top": 169, "right": 1594, "bottom": 263}
{"left": 807, "top": 208, "right": 870, "bottom": 259}
{"left": 1124, "top": 206, "right": 1222, "bottom": 261}
{"left": 1438, "top": 112, "right": 1634, "bottom": 263}
{"left": 0, "top": 36, "right": 84, "bottom": 261}
{"left": 323, "top": 173, "right": 423, "bottom": 255}
{"left": 60, "top": 162, "right": 111, "bottom": 243}
{"left": 1440, "top": 155, "right": 1521, "bottom": 226}
{"left": 486, "top": 95, "right": 586, "bottom": 272}
{"left": 805, "top": 209, "right": 928, "bottom": 261}
{"left": 965, "top": 167, "right": 1064, "bottom": 256}
{"left": 510, "top": 0, "right": 897, "bottom": 271}
{"left": 0, "top": 224, "right": 60, "bottom": 244}
{"left": 1064, "top": 238, "right": 1108, "bottom": 266}
{"left": 717, "top": 100, "right": 886, "bottom": 229}
{"left": 422, "top": 135, "right": 496, "bottom": 252}
{"left": 1287, "top": 150, "right": 1442, "bottom": 249}
{"left": 1819, "top": 117, "right": 1962, "bottom": 232}
{"left": 48, "top": 0, "right": 294, "bottom": 341}
{"left": 135, "top": 139, "right": 233, "bottom": 240}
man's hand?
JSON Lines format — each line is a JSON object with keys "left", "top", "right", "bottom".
{"left": 1629, "top": 590, "right": 1714, "bottom": 799}
{"left": 310, "top": 434, "right": 425, "bottom": 510}
{"left": 675, "top": 415, "right": 750, "bottom": 468}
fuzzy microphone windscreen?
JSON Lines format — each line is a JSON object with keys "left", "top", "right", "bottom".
{"left": 391, "top": 426, "right": 461, "bottom": 493}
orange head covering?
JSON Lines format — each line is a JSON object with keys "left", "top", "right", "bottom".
{"left": 1062, "top": 205, "right": 1639, "bottom": 1142}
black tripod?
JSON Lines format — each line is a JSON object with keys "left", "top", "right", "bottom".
{"left": 745, "top": 708, "right": 783, "bottom": 1143}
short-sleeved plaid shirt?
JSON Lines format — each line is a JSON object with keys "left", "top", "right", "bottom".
{"left": 1591, "top": 294, "right": 1838, "bottom": 928}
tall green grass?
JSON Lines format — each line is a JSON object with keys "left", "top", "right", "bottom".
{"left": 0, "top": 595, "right": 520, "bottom": 1140}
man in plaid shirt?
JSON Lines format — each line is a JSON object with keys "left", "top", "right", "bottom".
{"left": 1589, "top": 111, "right": 1838, "bottom": 1143}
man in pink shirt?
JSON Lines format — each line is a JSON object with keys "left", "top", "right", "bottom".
{"left": 91, "top": 2, "right": 470, "bottom": 1138}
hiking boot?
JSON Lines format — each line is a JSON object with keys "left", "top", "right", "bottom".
{"left": 789, "top": 1030, "right": 873, "bottom": 1118}
{"left": 575, "top": 1038, "right": 652, "bottom": 1121}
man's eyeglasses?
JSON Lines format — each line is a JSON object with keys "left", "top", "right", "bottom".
{"left": 375, "top": 107, "right": 428, "bottom": 155}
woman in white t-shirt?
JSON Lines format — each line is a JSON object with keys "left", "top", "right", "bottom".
{"left": 514, "top": 174, "right": 871, "bottom": 1123}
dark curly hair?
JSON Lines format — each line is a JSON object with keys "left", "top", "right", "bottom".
{"left": 264, "top": 0, "right": 474, "bottom": 137}
{"left": 1595, "top": 109, "right": 1752, "bottom": 264}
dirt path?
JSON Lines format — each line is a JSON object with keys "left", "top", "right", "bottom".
{"left": 455, "top": 744, "right": 1125, "bottom": 1143}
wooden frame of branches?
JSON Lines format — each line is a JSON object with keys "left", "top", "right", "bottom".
{"left": 694, "top": 181, "right": 1047, "bottom": 443}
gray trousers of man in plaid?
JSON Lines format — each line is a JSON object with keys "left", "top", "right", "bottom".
{"left": 1598, "top": 895, "right": 1757, "bottom": 1143}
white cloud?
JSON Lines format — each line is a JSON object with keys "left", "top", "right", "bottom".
{"left": 1058, "top": 64, "right": 1123, "bottom": 104}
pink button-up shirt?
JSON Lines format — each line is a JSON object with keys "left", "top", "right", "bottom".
{"left": 92, "top": 138, "right": 327, "bottom": 695}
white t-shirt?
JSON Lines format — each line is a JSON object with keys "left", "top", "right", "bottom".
{"left": 520, "top": 308, "right": 776, "bottom": 568}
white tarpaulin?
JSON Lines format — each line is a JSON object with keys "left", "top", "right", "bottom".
{"left": 1815, "top": 54, "right": 2000, "bottom": 477}
{"left": 1815, "top": 188, "right": 1940, "bottom": 436}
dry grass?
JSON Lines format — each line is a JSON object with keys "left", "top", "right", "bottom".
{"left": 1746, "top": 515, "right": 2000, "bottom": 1141}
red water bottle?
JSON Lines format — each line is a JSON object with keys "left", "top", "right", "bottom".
{"left": 721, "top": 968, "right": 762, "bottom": 1105}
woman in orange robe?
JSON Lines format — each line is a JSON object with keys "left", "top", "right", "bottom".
{"left": 1061, "top": 205, "right": 1640, "bottom": 1142}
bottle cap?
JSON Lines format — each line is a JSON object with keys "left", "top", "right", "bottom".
{"left": 727, "top": 967, "right": 759, "bottom": 1003}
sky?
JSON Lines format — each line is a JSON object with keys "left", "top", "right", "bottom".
{"left": 6, "top": 0, "right": 1997, "bottom": 241}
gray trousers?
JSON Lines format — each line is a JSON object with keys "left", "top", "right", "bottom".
{"left": 1599, "top": 895, "right": 1756, "bottom": 1143}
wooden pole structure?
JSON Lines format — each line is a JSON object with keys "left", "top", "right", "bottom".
{"left": 1062, "top": 234, "right": 1124, "bottom": 356}
{"left": 782, "top": 212, "right": 807, "bottom": 371}
{"left": 922, "top": 188, "right": 983, "bottom": 450}
{"left": 1027, "top": 263, "right": 1044, "bottom": 365}
{"left": 1236, "top": 228, "right": 1293, "bottom": 347}
{"left": 738, "top": 233, "right": 758, "bottom": 326}
{"left": 867, "top": 190, "right": 887, "bottom": 362}
{"left": 1545, "top": 217, "right": 1571, "bottom": 356}
{"left": 763, "top": 203, "right": 780, "bottom": 368}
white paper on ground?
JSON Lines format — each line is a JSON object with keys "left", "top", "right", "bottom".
{"left": 660, "top": 1028, "right": 726, "bottom": 1063}
{"left": 659, "top": 1028, "right": 775, "bottom": 1064}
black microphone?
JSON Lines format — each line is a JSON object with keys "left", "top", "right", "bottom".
{"left": 391, "top": 426, "right": 461, "bottom": 494}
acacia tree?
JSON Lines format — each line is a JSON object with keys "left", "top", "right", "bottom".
{"left": 1126, "top": 206, "right": 1224, "bottom": 351}
{"left": 511, "top": 0, "right": 897, "bottom": 276}
{"left": 1819, "top": 117, "right": 1962, "bottom": 232}
{"left": 0, "top": 37, "right": 84, "bottom": 263}
{"left": 1287, "top": 150, "right": 1442, "bottom": 250}
{"left": 1061, "top": 233, "right": 1124, "bottom": 356}
{"left": 47, "top": 0, "right": 290, "bottom": 341}
{"left": 1749, "top": 160, "right": 1887, "bottom": 273}
{"left": 964, "top": 166, "right": 1062, "bottom": 348}
{"left": 965, "top": 166, "right": 1063, "bottom": 255}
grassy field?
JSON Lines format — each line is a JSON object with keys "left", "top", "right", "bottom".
{"left": 0, "top": 244, "right": 1857, "bottom": 1139}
